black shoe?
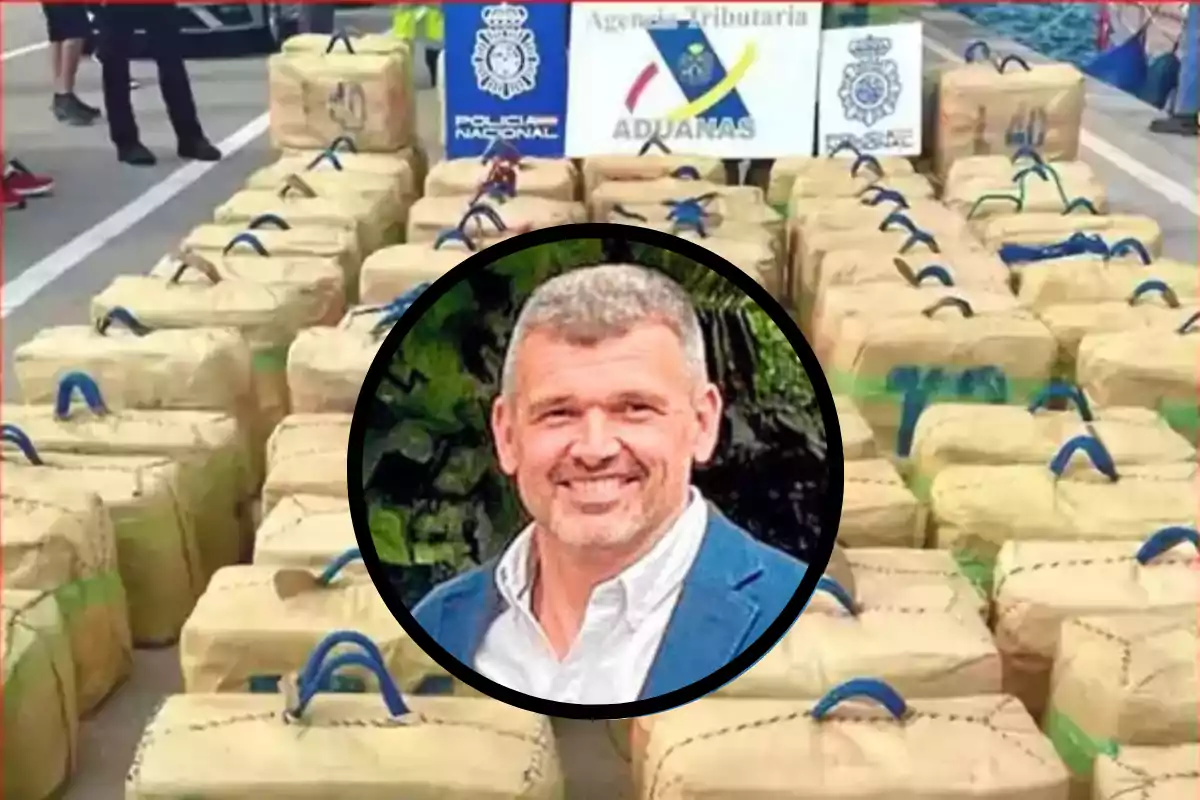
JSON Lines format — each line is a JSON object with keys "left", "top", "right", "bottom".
{"left": 1149, "top": 114, "right": 1199, "bottom": 137}
{"left": 117, "top": 142, "right": 156, "bottom": 166}
{"left": 178, "top": 138, "right": 221, "bottom": 162}
{"left": 52, "top": 93, "right": 99, "bottom": 126}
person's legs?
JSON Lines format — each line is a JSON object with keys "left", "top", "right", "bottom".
{"left": 745, "top": 159, "right": 774, "bottom": 192}
{"left": 97, "top": 6, "right": 153, "bottom": 164}
{"left": 1150, "top": 3, "right": 1199, "bottom": 136}
{"left": 42, "top": 3, "right": 100, "bottom": 124}
{"left": 142, "top": 4, "right": 219, "bottom": 161}
{"left": 425, "top": 46, "right": 441, "bottom": 87}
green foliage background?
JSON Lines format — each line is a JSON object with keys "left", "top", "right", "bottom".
{"left": 359, "top": 239, "right": 828, "bottom": 607}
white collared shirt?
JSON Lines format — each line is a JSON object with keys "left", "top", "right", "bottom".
{"left": 474, "top": 488, "right": 709, "bottom": 705}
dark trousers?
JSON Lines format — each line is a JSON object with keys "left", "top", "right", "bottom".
{"left": 96, "top": 4, "right": 203, "bottom": 148}
{"left": 298, "top": 4, "right": 336, "bottom": 35}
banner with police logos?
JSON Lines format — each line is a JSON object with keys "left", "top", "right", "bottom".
{"left": 564, "top": 2, "right": 824, "bottom": 158}
{"left": 817, "top": 22, "right": 924, "bottom": 157}
{"left": 443, "top": 2, "right": 570, "bottom": 158}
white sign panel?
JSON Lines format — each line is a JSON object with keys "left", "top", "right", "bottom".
{"left": 565, "top": 2, "right": 824, "bottom": 159}
{"left": 817, "top": 22, "right": 924, "bottom": 157}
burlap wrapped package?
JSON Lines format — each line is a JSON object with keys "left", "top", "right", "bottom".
{"left": 992, "top": 530, "right": 1200, "bottom": 723}
{"left": 580, "top": 152, "right": 724, "bottom": 197}
{"left": 944, "top": 154, "right": 1097, "bottom": 190}
{"left": 2, "top": 589, "right": 79, "bottom": 800}
{"left": 821, "top": 289, "right": 1058, "bottom": 457}
{"left": 608, "top": 201, "right": 784, "bottom": 257}
{"left": 406, "top": 195, "right": 586, "bottom": 244}
{"left": 261, "top": 147, "right": 418, "bottom": 208}
{"left": 149, "top": 248, "right": 346, "bottom": 326}
{"left": 12, "top": 312, "right": 255, "bottom": 430}
{"left": 286, "top": 138, "right": 429, "bottom": 197}
{"left": 835, "top": 395, "right": 875, "bottom": 460}
{"left": 635, "top": 684, "right": 1067, "bottom": 800}
{"left": 804, "top": 250, "right": 1012, "bottom": 335}
{"left": 931, "top": 446, "right": 1198, "bottom": 594}
{"left": 1093, "top": 744, "right": 1199, "bottom": 800}
{"left": 793, "top": 197, "right": 952, "bottom": 239}
{"left": 1039, "top": 295, "right": 1200, "bottom": 374}
{"left": 844, "top": 547, "right": 988, "bottom": 618}
{"left": 179, "top": 557, "right": 443, "bottom": 693}
{"left": 945, "top": 163, "right": 1108, "bottom": 226}
{"left": 2, "top": 388, "right": 254, "bottom": 581}
{"left": 981, "top": 213, "right": 1164, "bottom": 257}
{"left": 252, "top": 494, "right": 358, "bottom": 572}
{"left": 1076, "top": 314, "right": 1200, "bottom": 440}
{"left": 935, "top": 58, "right": 1085, "bottom": 179}
{"left": 768, "top": 153, "right": 915, "bottom": 209}
{"left": 262, "top": 413, "right": 352, "bottom": 517}
{"left": 427, "top": 157, "right": 578, "bottom": 202}
{"left": 216, "top": 174, "right": 400, "bottom": 256}
{"left": 589, "top": 178, "right": 763, "bottom": 223}
{"left": 1046, "top": 609, "right": 1198, "bottom": 800}
{"left": 716, "top": 565, "right": 998, "bottom": 700}
{"left": 183, "top": 218, "right": 363, "bottom": 291}
{"left": 909, "top": 389, "right": 1195, "bottom": 498}
{"left": 287, "top": 305, "right": 396, "bottom": 413}
{"left": 268, "top": 38, "right": 413, "bottom": 152}
{"left": 91, "top": 270, "right": 325, "bottom": 461}
{"left": 359, "top": 241, "right": 469, "bottom": 305}
{"left": 841, "top": 459, "right": 923, "bottom": 547}
{"left": 1014, "top": 254, "right": 1198, "bottom": 311}
{"left": 130, "top": 638, "right": 564, "bottom": 798}
{"left": 669, "top": 232, "right": 782, "bottom": 297}
{"left": 788, "top": 173, "right": 936, "bottom": 212}
{"left": 1, "top": 480, "right": 131, "bottom": 714}
{"left": 2, "top": 439, "right": 204, "bottom": 646}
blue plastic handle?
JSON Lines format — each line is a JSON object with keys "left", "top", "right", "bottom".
{"left": 96, "top": 306, "right": 152, "bottom": 337}
{"left": 998, "top": 54, "right": 1031, "bottom": 72}
{"left": 963, "top": 40, "right": 992, "bottom": 63}
{"left": 921, "top": 296, "right": 974, "bottom": 319}
{"left": 296, "top": 630, "right": 391, "bottom": 691}
{"left": 247, "top": 213, "right": 290, "bottom": 231}
{"left": 878, "top": 210, "right": 918, "bottom": 234}
{"left": 671, "top": 166, "right": 701, "bottom": 180}
{"left": 292, "top": 652, "right": 407, "bottom": 719}
{"left": 889, "top": 365, "right": 949, "bottom": 457}
{"left": 1062, "top": 197, "right": 1099, "bottom": 216}
{"left": 1177, "top": 310, "right": 1200, "bottom": 335}
{"left": 862, "top": 188, "right": 909, "bottom": 209}
{"left": 1048, "top": 434, "right": 1119, "bottom": 481}
{"left": 850, "top": 154, "right": 883, "bottom": 179}
{"left": 318, "top": 548, "right": 362, "bottom": 585}
{"left": 611, "top": 204, "right": 649, "bottom": 222}
{"left": 1013, "top": 163, "right": 1052, "bottom": 184}
{"left": 955, "top": 365, "right": 1009, "bottom": 404}
{"left": 637, "top": 135, "right": 672, "bottom": 156}
{"left": 1009, "top": 146, "right": 1045, "bottom": 166}
{"left": 1129, "top": 279, "right": 1180, "bottom": 308}
{"left": 324, "top": 30, "right": 356, "bottom": 54}
{"left": 1027, "top": 381, "right": 1094, "bottom": 421}
{"left": 223, "top": 232, "right": 269, "bottom": 257}
{"left": 829, "top": 141, "right": 863, "bottom": 158}
{"left": 54, "top": 372, "right": 108, "bottom": 420}
{"left": 812, "top": 678, "right": 908, "bottom": 722}
{"left": 459, "top": 203, "right": 507, "bottom": 233}
{"left": 433, "top": 227, "right": 478, "bottom": 252}
{"left": 326, "top": 135, "right": 358, "bottom": 154}
{"left": 1135, "top": 527, "right": 1200, "bottom": 565}
{"left": 912, "top": 265, "right": 954, "bottom": 286}
{"left": 899, "top": 228, "right": 940, "bottom": 255}
{"left": 998, "top": 232, "right": 1109, "bottom": 266}
{"left": 1108, "top": 238, "right": 1152, "bottom": 265}
{"left": 305, "top": 149, "right": 343, "bottom": 172}
{"left": 814, "top": 576, "right": 857, "bottom": 615}
{"left": 1, "top": 424, "right": 44, "bottom": 466}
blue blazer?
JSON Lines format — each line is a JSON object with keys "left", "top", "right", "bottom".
{"left": 412, "top": 507, "right": 809, "bottom": 701}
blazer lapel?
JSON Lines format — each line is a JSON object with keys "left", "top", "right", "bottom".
{"left": 639, "top": 508, "right": 765, "bottom": 700}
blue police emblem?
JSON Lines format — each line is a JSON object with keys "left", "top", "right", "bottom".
{"left": 839, "top": 34, "right": 902, "bottom": 128}
{"left": 677, "top": 42, "right": 715, "bottom": 88}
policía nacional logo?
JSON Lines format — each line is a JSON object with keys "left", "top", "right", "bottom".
{"left": 838, "top": 34, "right": 901, "bottom": 128}
{"left": 473, "top": 3, "right": 540, "bottom": 101}
{"left": 676, "top": 42, "right": 716, "bottom": 88}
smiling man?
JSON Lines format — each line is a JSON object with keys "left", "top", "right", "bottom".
{"left": 411, "top": 263, "right": 809, "bottom": 706}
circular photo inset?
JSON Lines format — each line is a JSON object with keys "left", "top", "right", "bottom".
{"left": 348, "top": 223, "right": 843, "bottom": 719}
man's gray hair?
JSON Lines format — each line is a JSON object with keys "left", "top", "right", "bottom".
{"left": 500, "top": 264, "right": 708, "bottom": 397}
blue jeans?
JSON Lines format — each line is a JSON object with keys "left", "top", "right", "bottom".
{"left": 299, "top": 4, "right": 336, "bottom": 35}
{"left": 1176, "top": 2, "right": 1198, "bottom": 114}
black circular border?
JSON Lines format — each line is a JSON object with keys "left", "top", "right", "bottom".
{"left": 347, "top": 221, "right": 845, "bottom": 720}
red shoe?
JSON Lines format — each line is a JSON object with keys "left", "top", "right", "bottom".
{"left": 4, "top": 160, "right": 55, "bottom": 198}
{"left": 1, "top": 182, "right": 27, "bottom": 210}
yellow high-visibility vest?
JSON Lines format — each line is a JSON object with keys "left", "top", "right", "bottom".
{"left": 392, "top": 4, "right": 444, "bottom": 46}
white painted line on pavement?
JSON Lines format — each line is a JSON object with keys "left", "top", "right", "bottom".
{"left": 1, "top": 113, "right": 270, "bottom": 319}
{"left": 922, "top": 36, "right": 1200, "bottom": 217}
{"left": 2, "top": 41, "right": 50, "bottom": 62}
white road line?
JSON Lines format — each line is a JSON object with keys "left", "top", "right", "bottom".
{"left": 2, "top": 40, "right": 50, "bottom": 62}
{"left": 922, "top": 35, "right": 1200, "bottom": 217}
{"left": 1, "top": 113, "right": 270, "bottom": 319}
